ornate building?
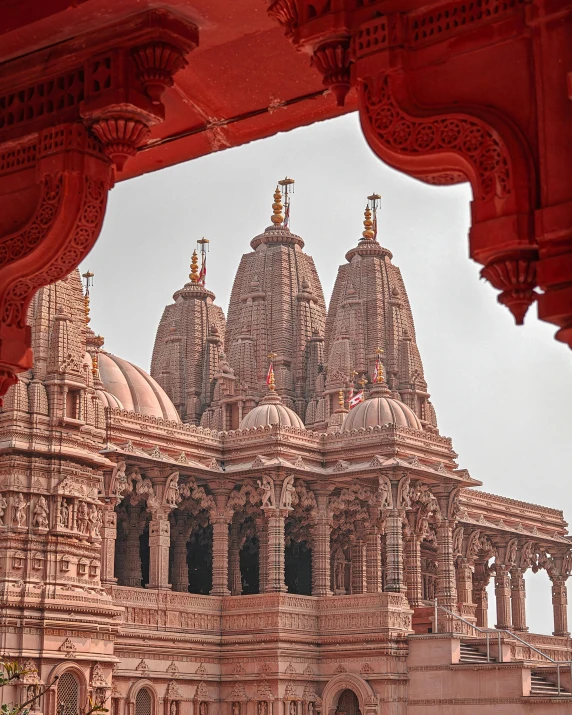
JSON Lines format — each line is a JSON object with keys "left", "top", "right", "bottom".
{"left": 0, "top": 188, "right": 571, "bottom": 715}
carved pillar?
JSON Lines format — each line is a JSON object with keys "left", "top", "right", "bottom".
{"left": 172, "top": 528, "right": 189, "bottom": 592}
{"left": 550, "top": 577, "right": 569, "bottom": 637}
{"left": 311, "top": 492, "right": 331, "bottom": 597}
{"left": 456, "top": 558, "right": 475, "bottom": 619}
{"left": 435, "top": 519, "right": 458, "bottom": 611}
{"left": 263, "top": 507, "right": 289, "bottom": 593}
{"left": 210, "top": 490, "right": 231, "bottom": 596}
{"left": 510, "top": 567, "right": 528, "bottom": 632}
{"left": 365, "top": 527, "right": 382, "bottom": 593}
{"left": 494, "top": 563, "right": 512, "bottom": 629}
{"left": 123, "top": 516, "right": 144, "bottom": 587}
{"left": 473, "top": 563, "right": 491, "bottom": 629}
{"left": 405, "top": 533, "right": 423, "bottom": 607}
{"left": 385, "top": 508, "right": 406, "bottom": 593}
{"left": 350, "top": 539, "right": 367, "bottom": 595}
{"left": 258, "top": 517, "right": 269, "bottom": 594}
{"left": 100, "top": 504, "right": 117, "bottom": 584}
{"left": 229, "top": 521, "right": 242, "bottom": 596}
{"left": 148, "top": 511, "right": 171, "bottom": 590}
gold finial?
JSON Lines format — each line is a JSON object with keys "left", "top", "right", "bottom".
{"left": 358, "top": 375, "right": 368, "bottom": 389}
{"left": 350, "top": 370, "right": 358, "bottom": 381}
{"left": 362, "top": 205, "right": 375, "bottom": 240}
{"left": 189, "top": 250, "right": 200, "bottom": 283}
{"left": 271, "top": 186, "right": 284, "bottom": 225}
{"left": 82, "top": 270, "right": 94, "bottom": 325}
{"left": 267, "top": 352, "right": 277, "bottom": 392}
{"left": 92, "top": 352, "right": 99, "bottom": 378}
{"left": 338, "top": 389, "right": 345, "bottom": 409}
{"left": 375, "top": 347, "right": 384, "bottom": 383}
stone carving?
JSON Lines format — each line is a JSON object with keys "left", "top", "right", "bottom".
{"left": 452, "top": 526, "right": 464, "bottom": 559}
{"left": 377, "top": 475, "right": 393, "bottom": 509}
{"left": 59, "top": 638, "right": 76, "bottom": 657}
{"left": 195, "top": 681, "right": 209, "bottom": 700}
{"left": 89, "top": 504, "right": 102, "bottom": 538}
{"left": 231, "top": 703, "right": 241, "bottom": 715}
{"left": 166, "top": 662, "right": 179, "bottom": 677}
{"left": 91, "top": 663, "right": 107, "bottom": 688}
{"left": 258, "top": 475, "right": 275, "bottom": 508}
{"left": 257, "top": 703, "right": 268, "bottom": 715}
{"left": 77, "top": 501, "right": 89, "bottom": 535}
{"left": 280, "top": 475, "right": 295, "bottom": 509}
{"left": 135, "top": 659, "right": 149, "bottom": 675}
{"left": 166, "top": 680, "right": 181, "bottom": 699}
{"left": 397, "top": 475, "right": 411, "bottom": 509}
{"left": 448, "top": 488, "right": 462, "bottom": 520}
{"left": 257, "top": 680, "right": 273, "bottom": 699}
{"left": 58, "top": 499, "right": 70, "bottom": 527}
{"left": 13, "top": 493, "right": 29, "bottom": 527}
{"left": 164, "top": 471, "right": 181, "bottom": 508}
{"left": 0, "top": 493, "right": 7, "bottom": 525}
{"left": 32, "top": 496, "right": 49, "bottom": 529}
{"left": 229, "top": 682, "right": 247, "bottom": 701}
{"left": 110, "top": 460, "right": 130, "bottom": 499}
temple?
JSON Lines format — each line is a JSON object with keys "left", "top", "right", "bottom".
{"left": 0, "top": 186, "right": 570, "bottom": 715}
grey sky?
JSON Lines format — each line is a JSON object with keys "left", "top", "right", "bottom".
{"left": 80, "top": 113, "right": 571, "bottom": 634}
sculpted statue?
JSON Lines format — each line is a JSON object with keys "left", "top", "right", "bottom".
{"left": 232, "top": 704, "right": 241, "bottom": 715}
{"left": 58, "top": 499, "right": 69, "bottom": 527}
{"left": 563, "top": 550, "right": 572, "bottom": 577}
{"left": 397, "top": 475, "right": 411, "bottom": 509}
{"left": 506, "top": 539, "right": 518, "bottom": 567}
{"left": 258, "top": 475, "right": 275, "bottom": 508}
{"left": 377, "top": 476, "right": 392, "bottom": 509}
{"left": 111, "top": 460, "right": 131, "bottom": 499}
{"left": 308, "top": 703, "right": 314, "bottom": 715}
{"left": 198, "top": 703, "right": 208, "bottom": 715}
{"left": 13, "top": 493, "right": 29, "bottom": 527}
{"left": 32, "top": 496, "right": 49, "bottom": 529}
{"left": 257, "top": 703, "right": 268, "bottom": 715}
{"left": 280, "top": 475, "right": 295, "bottom": 509}
{"left": 289, "top": 702, "right": 296, "bottom": 715}
{"left": 452, "top": 526, "right": 464, "bottom": 558}
{"left": 77, "top": 501, "right": 89, "bottom": 535}
{"left": 164, "top": 472, "right": 181, "bottom": 508}
{"left": 0, "top": 493, "right": 7, "bottom": 525}
{"left": 89, "top": 504, "right": 101, "bottom": 537}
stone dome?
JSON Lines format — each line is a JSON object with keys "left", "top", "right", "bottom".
{"left": 342, "top": 386, "right": 422, "bottom": 431}
{"left": 98, "top": 351, "right": 180, "bottom": 422}
{"left": 240, "top": 391, "right": 305, "bottom": 430}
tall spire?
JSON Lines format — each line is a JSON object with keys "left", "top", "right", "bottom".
{"left": 270, "top": 186, "right": 284, "bottom": 226}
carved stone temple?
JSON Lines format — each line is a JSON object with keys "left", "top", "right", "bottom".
{"left": 1, "top": 189, "right": 571, "bottom": 715}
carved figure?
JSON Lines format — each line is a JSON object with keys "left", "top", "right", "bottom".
{"left": 77, "top": 501, "right": 89, "bottom": 535}
{"left": 0, "top": 493, "right": 7, "bottom": 525}
{"left": 111, "top": 460, "right": 130, "bottom": 498}
{"left": 232, "top": 704, "right": 241, "bottom": 715}
{"left": 133, "top": 470, "right": 156, "bottom": 506}
{"left": 335, "top": 559, "right": 345, "bottom": 590}
{"left": 257, "top": 703, "right": 268, "bottom": 715}
{"left": 280, "top": 475, "right": 295, "bottom": 509}
{"left": 198, "top": 704, "right": 208, "bottom": 715}
{"left": 452, "top": 526, "right": 464, "bottom": 558}
{"left": 32, "top": 496, "right": 49, "bottom": 529}
{"left": 308, "top": 703, "right": 314, "bottom": 715}
{"left": 164, "top": 471, "right": 181, "bottom": 508}
{"left": 397, "top": 475, "right": 411, "bottom": 509}
{"left": 13, "top": 493, "right": 29, "bottom": 527}
{"left": 258, "top": 475, "right": 275, "bottom": 508}
{"left": 289, "top": 702, "right": 296, "bottom": 715}
{"left": 58, "top": 499, "right": 69, "bottom": 527}
{"left": 377, "top": 475, "right": 392, "bottom": 509}
{"left": 506, "top": 539, "right": 518, "bottom": 567}
{"left": 170, "top": 703, "right": 177, "bottom": 715}
{"left": 89, "top": 504, "right": 101, "bottom": 537}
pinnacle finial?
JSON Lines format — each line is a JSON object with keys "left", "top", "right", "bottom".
{"left": 375, "top": 347, "right": 385, "bottom": 383}
{"left": 267, "top": 352, "right": 277, "bottom": 392}
{"left": 271, "top": 186, "right": 284, "bottom": 226}
{"left": 81, "top": 270, "right": 94, "bottom": 325}
{"left": 362, "top": 205, "right": 375, "bottom": 240}
{"left": 338, "top": 389, "right": 345, "bottom": 409}
{"left": 189, "top": 250, "right": 200, "bottom": 283}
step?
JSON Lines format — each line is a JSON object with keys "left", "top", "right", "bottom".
{"left": 530, "top": 673, "right": 572, "bottom": 697}
{"left": 459, "top": 642, "right": 495, "bottom": 663}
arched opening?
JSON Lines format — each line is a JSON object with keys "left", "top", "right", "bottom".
{"left": 114, "top": 502, "right": 150, "bottom": 588}
{"left": 335, "top": 689, "right": 362, "bottom": 715}
{"left": 135, "top": 688, "right": 153, "bottom": 715}
{"left": 285, "top": 540, "right": 312, "bottom": 595}
{"left": 187, "top": 523, "right": 212, "bottom": 594}
{"left": 57, "top": 672, "right": 79, "bottom": 715}
{"left": 239, "top": 532, "right": 259, "bottom": 595}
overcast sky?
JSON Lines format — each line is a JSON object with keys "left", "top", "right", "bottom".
{"left": 80, "top": 113, "right": 571, "bottom": 634}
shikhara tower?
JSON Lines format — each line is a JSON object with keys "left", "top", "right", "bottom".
{"left": 0, "top": 185, "right": 571, "bottom": 715}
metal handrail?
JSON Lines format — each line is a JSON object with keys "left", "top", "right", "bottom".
{"left": 433, "top": 599, "right": 572, "bottom": 696}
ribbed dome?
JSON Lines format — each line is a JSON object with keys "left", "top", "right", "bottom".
{"left": 95, "top": 387, "right": 124, "bottom": 410}
{"left": 342, "top": 387, "right": 422, "bottom": 431}
{"left": 98, "top": 352, "right": 180, "bottom": 422}
{"left": 240, "top": 391, "right": 305, "bottom": 430}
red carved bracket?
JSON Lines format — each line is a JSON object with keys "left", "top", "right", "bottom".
{"left": 0, "top": 123, "right": 112, "bottom": 398}
{"left": 359, "top": 72, "right": 538, "bottom": 324}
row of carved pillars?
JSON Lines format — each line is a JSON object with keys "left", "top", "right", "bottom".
{"left": 102, "top": 501, "right": 461, "bottom": 606}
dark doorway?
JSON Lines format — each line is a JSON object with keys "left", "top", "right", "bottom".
{"left": 240, "top": 534, "right": 259, "bottom": 594}
{"left": 285, "top": 541, "right": 312, "bottom": 595}
{"left": 187, "top": 524, "right": 212, "bottom": 594}
{"left": 336, "top": 689, "right": 361, "bottom": 715}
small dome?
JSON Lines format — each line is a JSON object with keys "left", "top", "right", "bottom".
{"left": 342, "top": 387, "right": 422, "bottom": 431}
{"left": 240, "top": 391, "right": 305, "bottom": 430}
{"left": 95, "top": 388, "right": 124, "bottom": 410}
{"left": 98, "top": 352, "right": 180, "bottom": 422}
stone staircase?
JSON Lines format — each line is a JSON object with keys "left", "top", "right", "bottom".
{"left": 459, "top": 640, "right": 572, "bottom": 697}
{"left": 530, "top": 671, "right": 572, "bottom": 697}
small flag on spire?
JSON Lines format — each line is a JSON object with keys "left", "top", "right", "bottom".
{"left": 348, "top": 390, "right": 364, "bottom": 409}
{"left": 372, "top": 348, "right": 384, "bottom": 384}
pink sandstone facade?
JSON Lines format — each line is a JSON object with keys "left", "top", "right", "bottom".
{"left": 0, "top": 190, "right": 571, "bottom": 715}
